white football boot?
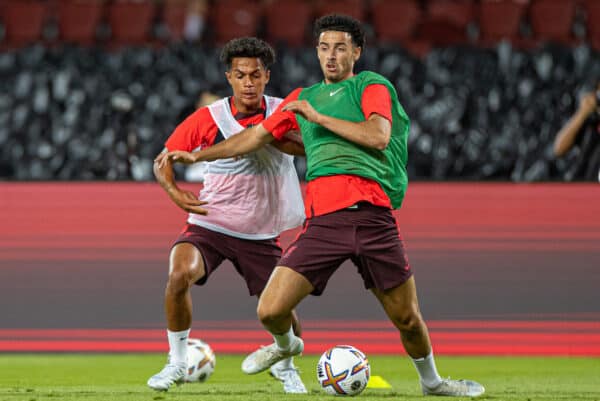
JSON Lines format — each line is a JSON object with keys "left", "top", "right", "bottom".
{"left": 421, "top": 378, "right": 485, "bottom": 397}
{"left": 147, "top": 363, "right": 186, "bottom": 391}
{"left": 242, "top": 337, "right": 304, "bottom": 374}
{"left": 269, "top": 359, "right": 308, "bottom": 394}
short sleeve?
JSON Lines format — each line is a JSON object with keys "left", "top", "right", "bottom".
{"left": 262, "top": 88, "right": 302, "bottom": 140}
{"left": 165, "top": 107, "right": 218, "bottom": 151}
{"left": 361, "top": 84, "right": 392, "bottom": 123}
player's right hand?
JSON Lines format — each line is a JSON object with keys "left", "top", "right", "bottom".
{"left": 156, "top": 150, "right": 198, "bottom": 168}
{"left": 579, "top": 92, "right": 597, "bottom": 116}
{"left": 168, "top": 188, "right": 209, "bottom": 215}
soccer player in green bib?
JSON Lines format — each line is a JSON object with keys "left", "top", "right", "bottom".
{"left": 158, "top": 14, "right": 485, "bottom": 397}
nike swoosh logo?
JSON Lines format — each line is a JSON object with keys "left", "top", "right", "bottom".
{"left": 329, "top": 88, "right": 344, "bottom": 96}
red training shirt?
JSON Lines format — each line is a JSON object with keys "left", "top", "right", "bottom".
{"left": 165, "top": 97, "right": 268, "bottom": 151}
{"left": 262, "top": 83, "right": 393, "bottom": 217}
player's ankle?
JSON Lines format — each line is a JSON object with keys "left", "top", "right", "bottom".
{"left": 273, "top": 326, "right": 296, "bottom": 350}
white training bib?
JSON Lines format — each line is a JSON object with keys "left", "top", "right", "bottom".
{"left": 186, "top": 96, "right": 305, "bottom": 239}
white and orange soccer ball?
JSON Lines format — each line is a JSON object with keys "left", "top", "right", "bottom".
{"left": 317, "top": 345, "right": 370, "bottom": 396}
{"left": 185, "top": 338, "right": 216, "bottom": 383}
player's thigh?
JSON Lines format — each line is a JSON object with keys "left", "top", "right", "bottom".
{"left": 279, "top": 217, "right": 354, "bottom": 295}
{"left": 169, "top": 242, "right": 206, "bottom": 283}
{"left": 354, "top": 208, "right": 412, "bottom": 291}
{"left": 258, "top": 266, "right": 314, "bottom": 316}
{"left": 170, "top": 225, "right": 228, "bottom": 285}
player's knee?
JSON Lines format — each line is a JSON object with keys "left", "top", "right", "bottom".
{"left": 393, "top": 309, "right": 424, "bottom": 334}
{"left": 257, "top": 302, "right": 286, "bottom": 326}
{"left": 166, "top": 269, "right": 193, "bottom": 296}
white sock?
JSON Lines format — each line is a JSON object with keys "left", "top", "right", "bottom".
{"left": 412, "top": 352, "right": 442, "bottom": 388}
{"left": 273, "top": 357, "right": 294, "bottom": 370}
{"left": 272, "top": 326, "right": 295, "bottom": 351}
{"left": 167, "top": 328, "right": 190, "bottom": 366}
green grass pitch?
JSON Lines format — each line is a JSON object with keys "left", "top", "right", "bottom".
{"left": 0, "top": 354, "right": 599, "bottom": 401}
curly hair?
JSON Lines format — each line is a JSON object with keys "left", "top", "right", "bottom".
{"left": 313, "top": 14, "right": 365, "bottom": 48}
{"left": 220, "top": 37, "right": 276, "bottom": 70}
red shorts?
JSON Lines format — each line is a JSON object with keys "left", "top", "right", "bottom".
{"left": 279, "top": 203, "right": 412, "bottom": 295}
{"left": 173, "top": 224, "right": 281, "bottom": 296}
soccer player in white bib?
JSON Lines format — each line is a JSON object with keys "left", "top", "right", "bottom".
{"left": 147, "top": 37, "right": 307, "bottom": 393}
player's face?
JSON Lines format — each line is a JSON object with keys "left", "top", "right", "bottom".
{"left": 317, "top": 31, "right": 361, "bottom": 84}
{"left": 226, "top": 57, "right": 270, "bottom": 113}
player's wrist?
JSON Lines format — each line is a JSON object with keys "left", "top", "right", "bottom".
{"left": 192, "top": 151, "right": 204, "bottom": 162}
{"left": 165, "top": 183, "right": 179, "bottom": 195}
{"left": 313, "top": 112, "right": 325, "bottom": 125}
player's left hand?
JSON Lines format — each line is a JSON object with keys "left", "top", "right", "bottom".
{"left": 283, "top": 100, "right": 322, "bottom": 124}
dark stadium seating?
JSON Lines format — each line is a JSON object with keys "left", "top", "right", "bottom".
{"left": 0, "top": 40, "right": 598, "bottom": 181}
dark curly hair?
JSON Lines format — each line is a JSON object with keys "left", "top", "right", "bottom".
{"left": 220, "top": 37, "right": 276, "bottom": 70}
{"left": 313, "top": 14, "right": 365, "bottom": 48}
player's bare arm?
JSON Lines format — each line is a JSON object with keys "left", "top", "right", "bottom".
{"left": 553, "top": 92, "right": 597, "bottom": 156}
{"left": 270, "top": 131, "right": 306, "bottom": 156}
{"left": 153, "top": 148, "right": 208, "bottom": 215}
{"left": 282, "top": 100, "right": 391, "bottom": 150}
{"left": 158, "top": 124, "right": 275, "bottom": 167}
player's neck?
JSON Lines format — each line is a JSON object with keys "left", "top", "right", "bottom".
{"left": 231, "top": 96, "right": 263, "bottom": 115}
{"left": 325, "top": 72, "right": 354, "bottom": 85}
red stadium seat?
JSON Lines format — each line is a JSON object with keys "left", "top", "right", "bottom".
{"left": 418, "top": 0, "right": 475, "bottom": 46}
{"left": 107, "top": 0, "right": 157, "bottom": 46}
{"left": 210, "top": 0, "right": 261, "bottom": 45}
{"left": 265, "top": 0, "right": 313, "bottom": 47}
{"left": 427, "top": 0, "right": 474, "bottom": 28}
{"left": 529, "top": 0, "right": 577, "bottom": 45}
{"left": 477, "top": 0, "right": 527, "bottom": 46}
{"left": 372, "top": 0, "right": 429, "bottom": 56}
{"left": 315, "top": 0, "right": 365, "bottom": 20}
{"left": 372, "top": 0, "right": 421, "bottom": 44}
{"left": 162, "top": 0, "right": 188, "bottom": 42}
{"left": 57, "top": 0, "right": 105, "bottom": 46}
{"left": 1, "top": 0, "right": 48, "bottom": 48}
{"left": 583, "top": 0, "right": 600, "bottom": 50}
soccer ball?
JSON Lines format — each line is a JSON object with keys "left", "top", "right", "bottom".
{"left": 317, "top": 345, "right": 370, "bottom": 396}
{"left": 185, "top": 338, "right": 216, "bottom": 383}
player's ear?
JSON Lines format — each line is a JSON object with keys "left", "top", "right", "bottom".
{"left": 265, "top": 69, "right": 270, "bottom": 84}
{"left": 353, "top": 46, "right": 361, "bottom": 62}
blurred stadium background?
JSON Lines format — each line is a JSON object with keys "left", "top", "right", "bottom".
{"left": 1, "top": 0, "right": 600, "bottom": 360}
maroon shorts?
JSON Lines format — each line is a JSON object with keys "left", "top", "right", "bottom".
{"left": 278, "top": 203, "right": 412, "bottom": 295}
{"left": 173, "top": 224, "right": 282, "bottom": 296}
